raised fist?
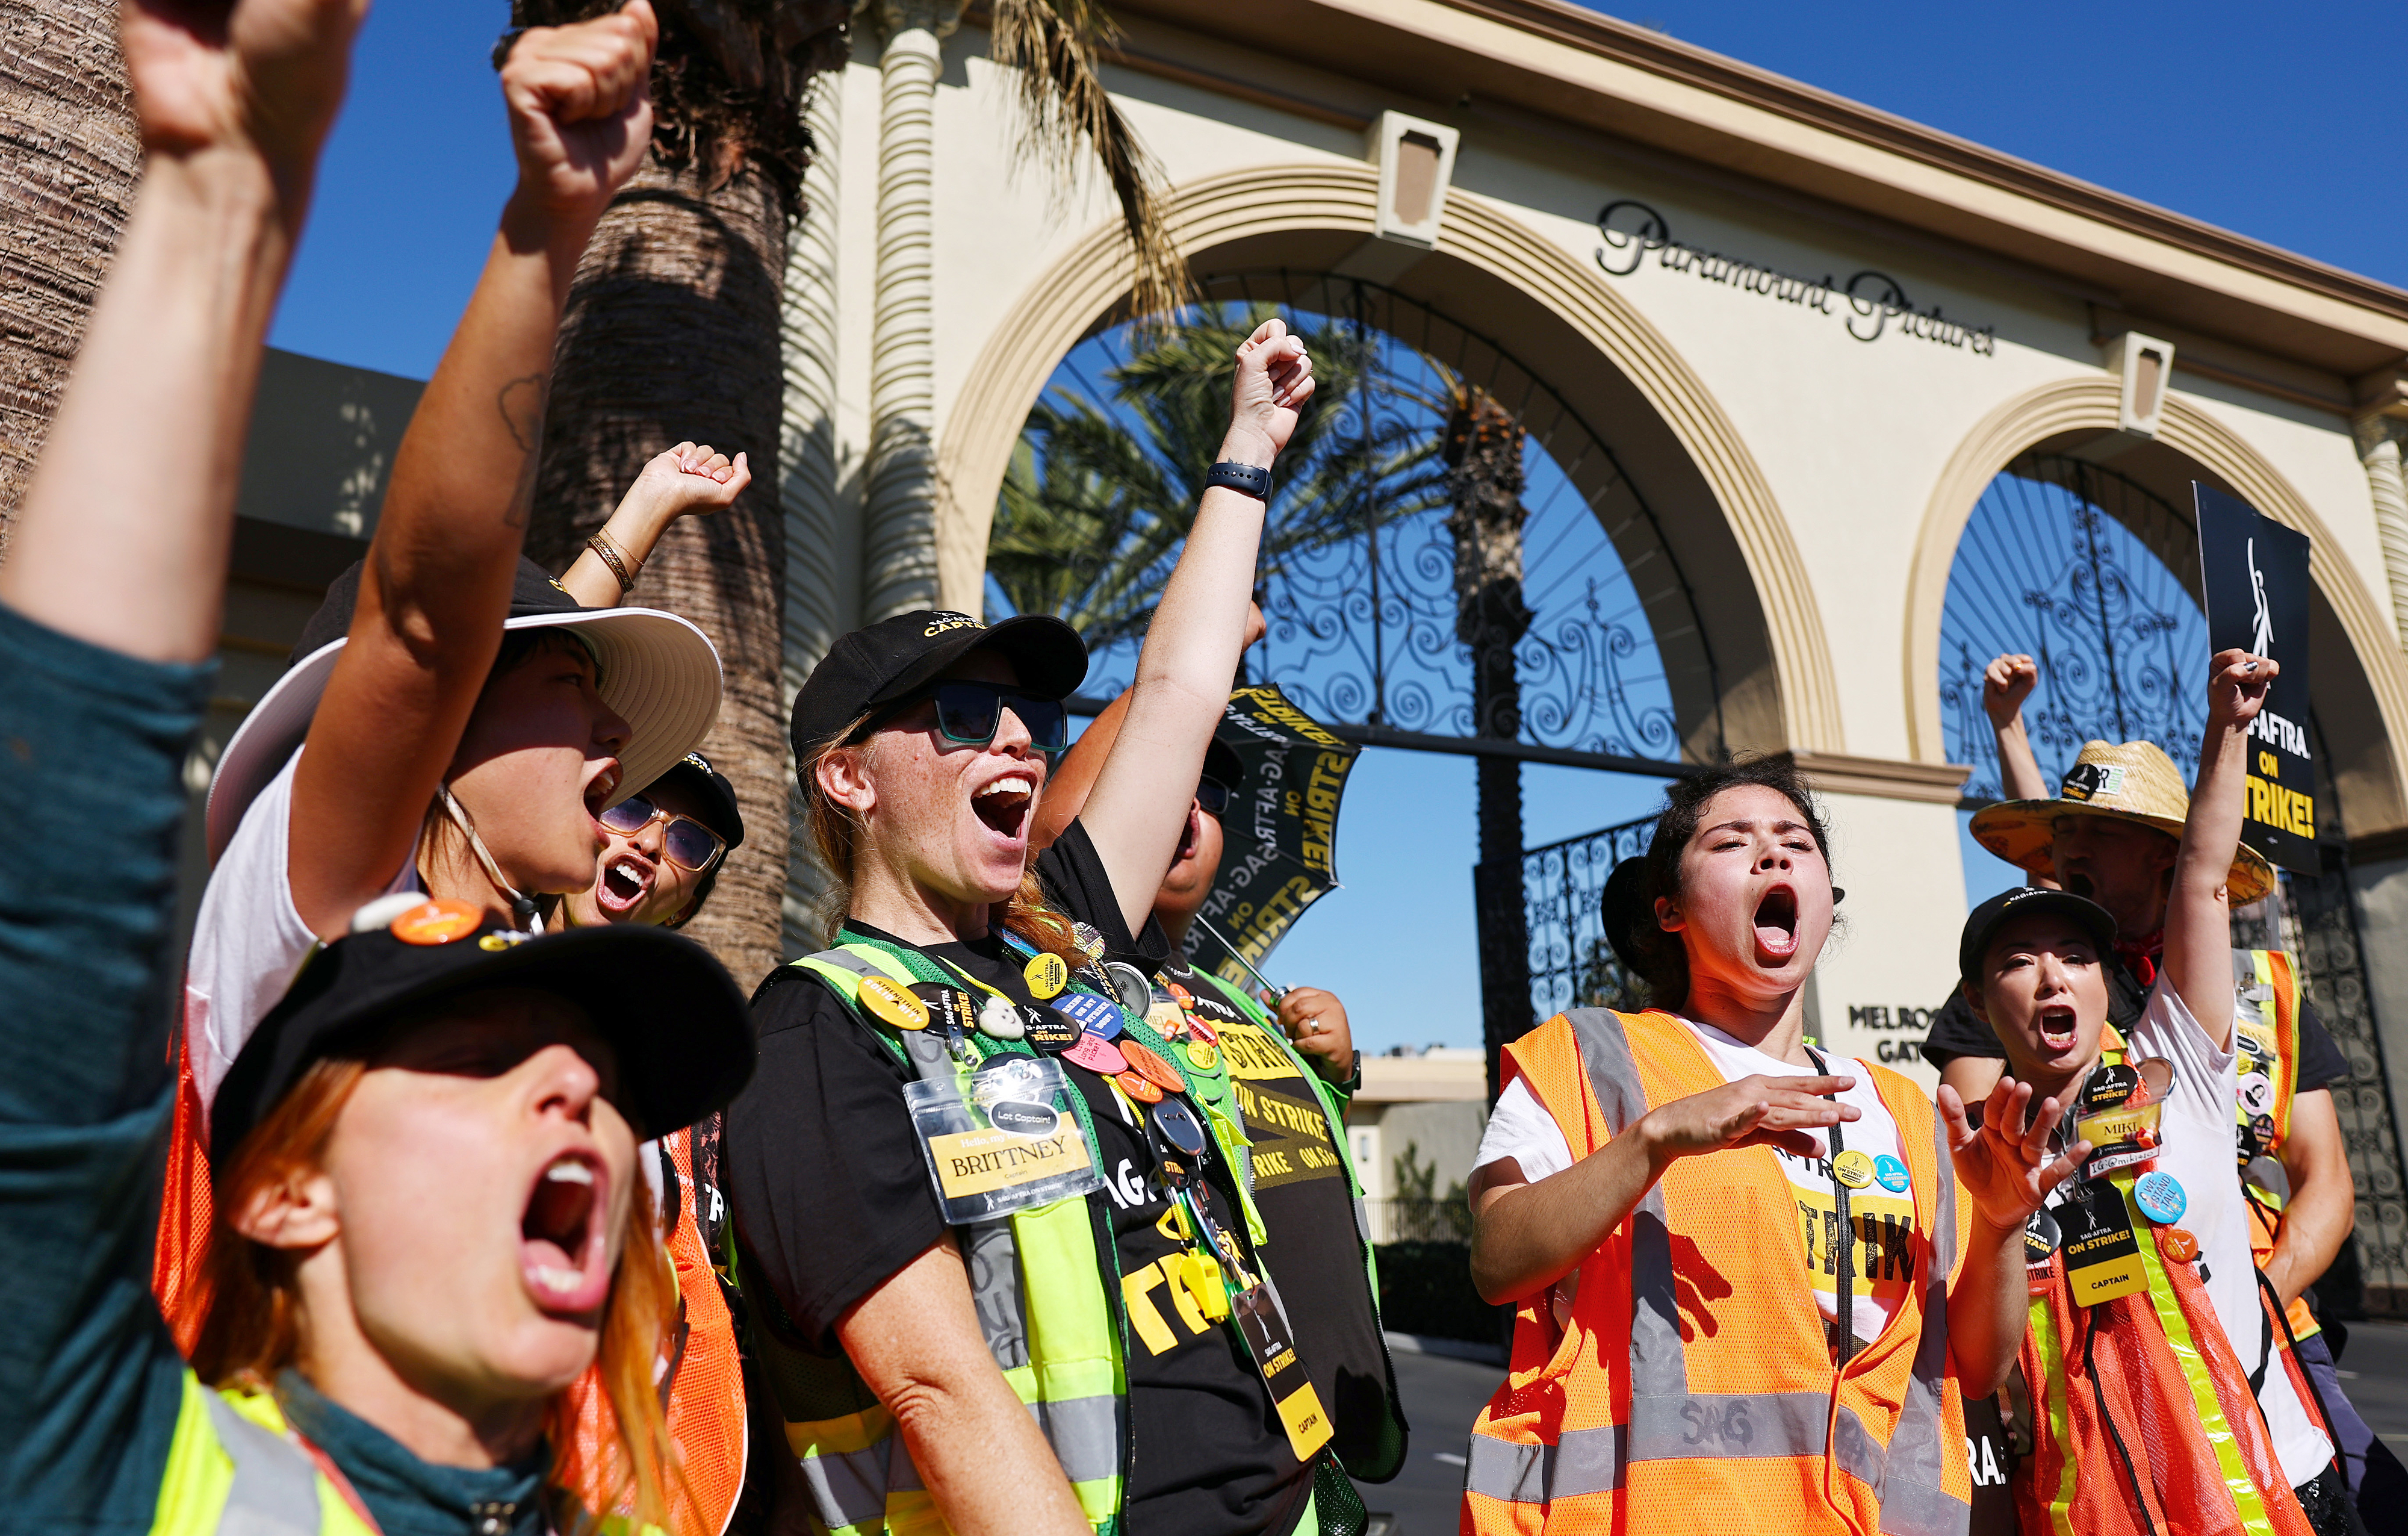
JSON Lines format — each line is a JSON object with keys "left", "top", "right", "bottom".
{"left": 1981, "top": 653, "right": 2038, "bottom": 731}
{"left": 501, "top": 0, "right": 657, "bottom": 226}
{"left": 119, "top": 0, "right": 370, "bottom": 182}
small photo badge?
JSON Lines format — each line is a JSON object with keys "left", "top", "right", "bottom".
{"left": 904, "top": 1057, "right": 1100, "bottom": 1224}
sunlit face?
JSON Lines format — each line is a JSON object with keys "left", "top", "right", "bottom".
{"left": 1657, "top": 785, "right": 1835, "bottom": 1004}
{"left": 2049, "top": 813, "right": 2177, "bottom": 936}
{"left": 323, "top": 992, "right": 638, "bottom": 1399}
{"left": 1969, "top": 912, "right": 2111, "bottom": 1083}
{"left": 562, "top": 777, "right": 714, "bottom": 929}
{"left": 827, "top": 651, "right": 1048, "bottom": 910}
{"left": 447, "top": 635, "right": 633, "bottom": 899}
{"left": 1153, "top": 800, "right": 1225, "bottom": 930}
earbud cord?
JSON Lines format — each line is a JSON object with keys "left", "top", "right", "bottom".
{"left": 436, "top": 784, "right": 539, "bottom": 931}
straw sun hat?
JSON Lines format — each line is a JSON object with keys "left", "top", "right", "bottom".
{"left": 1967, "top": 738, "right": 2276, "bottom": 907}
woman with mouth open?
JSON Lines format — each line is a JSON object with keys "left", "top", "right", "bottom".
{"left": 1461, "top": 757, "right": 2085, "bottom": 1535}
{"left": 1956, "top": 650, "right": 2356, "bottom": 1536}
{"left": 725, "top": 319, "right": 1338, "bottom": 1536}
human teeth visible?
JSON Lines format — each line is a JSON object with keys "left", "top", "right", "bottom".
{"left": 532, "top": 1264, "right": 583, "bottom": 1293}
{"left": 978, "top": 776, "right": 1033, "bottom": 798}
{"left": 544, "top": 1158, "right": 594, "bottom": 1186}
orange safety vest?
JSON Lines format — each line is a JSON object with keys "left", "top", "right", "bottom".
{"left": 2017, "top": 1178, "right": 2320, "bottom": 1536}
{"left": 2231, "top": 949, "right": 2317, "bottom": 1342}
{"left": 150, "top": 1045, "right": 747, "bottom": 1536}
{"left": 1461, "top": 1009, "right": 1970, "bottom": 1536}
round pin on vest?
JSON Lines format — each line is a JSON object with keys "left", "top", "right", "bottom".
{"left": 1873, "top": 1154, "right": 1910, "bottom": 1193}
{"left": 1119, "top": 1040, "right": 1185, "bottom": 1094}
{"left": 389, "top": 897, "right": 483, "bottom": 946}
{"left": 1832, "top": 1149, "right": 1876, "bottom": 1190}
{"left": 978, "top": 995, "right": 1026, "bottom": 1040}
{"left": 1185, "top": 1042, "right": 1220, "bottom": 1072}
{"left": 1054, "top": 990, "right": 1123, "bottom": 1039}
{"left": 1023, "top": 951, "right": 1069, "bottom": 1000}
{"left": 1023, "top": 1009, "right": 1081, "bottom": 1054}
{"left": 2161, "top": 1227, "right": 2200, "bottom": 1263}
{"left": 857, "top": 974, "right": 931, "bottom": 1031}
{"left": 1063, "top": 1033, "right": 1129, "bottom": 1075}
{"left": 2133, "top": 1171, "right": 2187, "bottom": 1225}
{"left": 1104, "top": 962, "right": 1153, "bottom": 1018}
{"left": 1116, "top": 1070, "right": 1164, "bottom": 1104}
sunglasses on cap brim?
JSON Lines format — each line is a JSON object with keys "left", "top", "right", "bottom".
{"left": 859, "top": 680, "right": 1070, "bottom": 753}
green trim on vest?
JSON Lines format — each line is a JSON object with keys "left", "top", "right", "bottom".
{"left": 762, "top": 939, "right": 1131, "bottom": 1536}
{"left": 152, "top": 1373, "right": 375, "bottom": 1536}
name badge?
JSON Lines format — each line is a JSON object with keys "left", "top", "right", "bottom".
{"left": 903, "top": 1057, "right": 1102, "bottom": 1222}
{"left": 2063, "top": 1181, "right": 2149, "bottom": 1305}
{"left": 1232, "top": 1281, "right": 1334, "bottom": 1462}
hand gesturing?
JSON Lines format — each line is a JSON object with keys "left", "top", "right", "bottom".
{"left": 1940, "top": 1076, "right": 2087, "bottom": 1234}
{"left": 1224, "top": 317, "right": 1315, "bottom": 464}
{"left": 1640, "top": 1072, "right": 1858, "bottom": 1164}
{"left": 501, "top": 0, "right": 657, "bottom": 226}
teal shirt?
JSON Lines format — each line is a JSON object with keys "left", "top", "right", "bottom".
{"left": 277, "top": 1370, "right": 548, "bottom": 1536}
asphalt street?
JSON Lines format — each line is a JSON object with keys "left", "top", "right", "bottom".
{"left": 1359, "top": 1347, "right": 1504, "bottom": 1536}
{"left": 1363, "top": 1322, "right": 2408, "bottom": 1535}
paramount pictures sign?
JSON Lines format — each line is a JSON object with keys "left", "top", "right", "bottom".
{"left": 1593, "top": 198, "right": 1997, "bottom": 356}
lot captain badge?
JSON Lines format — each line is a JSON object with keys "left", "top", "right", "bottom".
{"left": 2194, "top": 483, "right": 2316, "bottom": 874}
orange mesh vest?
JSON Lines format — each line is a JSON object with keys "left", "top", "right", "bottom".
{"left": 153, "top": 1044, "right": 214, "bottom": 1357}
{"left": 1462, "top": 1009, "right": 1970, "bottom": 1536}
{"left": 2231, "top": 949, "right": 2316, "bottom": 1342}
{"left": 2016, "top": 1177, "right": 2318, "bottom": 1536}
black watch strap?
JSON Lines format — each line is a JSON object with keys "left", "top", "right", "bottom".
{"left": 1205, "top": 461, "right": 1273, "bottom": 500}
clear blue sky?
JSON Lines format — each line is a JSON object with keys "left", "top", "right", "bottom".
{"left": 267, "top": 1, "right": 2386, "bottom": 1051}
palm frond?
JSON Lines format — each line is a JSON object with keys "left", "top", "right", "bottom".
{"left": 988, "top": 0, "right": 1191, "bottom": 322}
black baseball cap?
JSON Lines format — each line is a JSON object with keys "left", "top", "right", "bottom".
{"left": 789, "top": 609, "right": 1088, "bottom": 762}
{"left": 211, "top": 901, "right": 755, "bottom": 1163}
{"left": 652, "top": 750, "right": 744, "bottom": 851}
{"left": 1957, "top": 886, "right": 2118, "bottom": 989}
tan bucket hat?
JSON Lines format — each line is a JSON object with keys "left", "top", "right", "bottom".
{"left": 1967, "top": 738, "right": 2276, "bottom": 906}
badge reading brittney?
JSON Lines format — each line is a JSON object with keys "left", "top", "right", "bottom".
{"left": 901, "top": 1057, "right": 1101, "bottom": 1223}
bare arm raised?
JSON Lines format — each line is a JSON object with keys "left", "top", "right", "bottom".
{"left": 1982, "top": 654, "right": 2053, "bottom": 804}
{"left": 0, "top": 0, "right": 368, "bottom": 661}
{"left": 1078, "top": 319, "right": 1313, "bottom": 938}
{"left": 2162, "top": 648, "right": 2277, "bottom": 1051}
{"left": 558, "top": 441, "right": 749, "bottom": 607}
{"left": 288, "top": 4, "right": 657, "bottom": 938}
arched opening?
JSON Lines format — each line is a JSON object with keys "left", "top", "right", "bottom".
{"left": 1933, "top": 431, "right": 2408, "bottom": 1313}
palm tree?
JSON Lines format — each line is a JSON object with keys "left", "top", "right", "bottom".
{"left": 525, "top": 0, "right": 1190, "bottom": 981}
{"left": 1444, "top": 384, "right": 1535, "bottom": 1101}
{"left": 987, "top": 305, "right": 1443, "bottom": 650}
{"left": 518, "top": 0, "right": 849, "bottom": 988}
{"left": 0, "top": 1, "right": 138, "bottom": 547}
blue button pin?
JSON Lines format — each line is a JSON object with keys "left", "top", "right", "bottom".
{"left": 1873, "top": 1154, "right": 1910, "bottom": 1193}
{"left": 2133, "top": 1171, "right": 2186, "bottom": 1225}
{"left": 1054, "top": 990, "right": 1124, "bottom": 1039}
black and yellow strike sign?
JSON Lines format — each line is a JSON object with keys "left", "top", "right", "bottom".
{"left": 2195, "top": 484, "right": 2318, "bottom": 875}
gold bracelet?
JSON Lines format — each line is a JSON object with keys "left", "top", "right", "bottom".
{"left": 586, "top": 530, "right": 638, "bottom": 594}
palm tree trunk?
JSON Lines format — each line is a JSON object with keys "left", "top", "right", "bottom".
{"left": 0, "top": 0, "right": 137, "bottom": 550}
{"left": 521, "top": 0, "right": 846, "bottom": 987}
{"left": 1446, "top": 387, "right": 1533, "bottom": 1102}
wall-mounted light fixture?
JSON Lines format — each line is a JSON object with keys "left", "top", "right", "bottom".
{"left": 1368, "top": 110, "right": 1460, "bottom": 250}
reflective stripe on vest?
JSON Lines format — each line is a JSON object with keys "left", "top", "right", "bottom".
{"left": 1465, "top": 1009, "right": 1966, "bottom": 1536}
{"left": 760, "top": 948, "right": 1128, "bottom": 1536}
{"left": 152, "top": 1373, "right": 368, "bottom": 1536}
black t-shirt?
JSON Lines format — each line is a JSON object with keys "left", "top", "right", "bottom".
{"left": 1037, "top": 821, "right": 1402, "bottom": 1478}
{"left": 725, "top": 914, "right": 1311, "bottom": 1536}
{"left": 1920, "top": 954, "right": 2348, "bottom": 1091}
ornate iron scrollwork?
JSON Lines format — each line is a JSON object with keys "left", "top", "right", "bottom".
{"left": 1521, "top": 812, "right": 1657, "bottom": 1021}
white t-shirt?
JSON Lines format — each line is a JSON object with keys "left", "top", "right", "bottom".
{"left": 2046, "top": 977, "right": 2332, "bottom": 1488}
{"left": 184, "top": 751, "right": 416, "bottom": 1130}
{"left": 1475, "top": 1018, "right": 1922, "bottom": 1347}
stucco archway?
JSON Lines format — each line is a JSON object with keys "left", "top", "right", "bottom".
{"left": 933, "top": 162, "right": 1844, "bottom": 754}
{"left": 1905, "top": 376, "right": 2408, "bottom": 834}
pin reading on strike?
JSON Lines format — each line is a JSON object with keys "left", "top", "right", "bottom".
{"left": 1832, "top": 1149, "right": 1876, "bottom": 1190}
{"left": 857, "top": 974, "right": 930, "bottom": 1031}
{"left": 1023, "top": 952, "right": 1069, "bottom": 1000}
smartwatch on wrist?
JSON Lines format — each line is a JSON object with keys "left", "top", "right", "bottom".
{"left": 1205, "top": 461, "right": 1273, "bottom": 500}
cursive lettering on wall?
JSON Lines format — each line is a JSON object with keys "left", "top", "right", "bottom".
{"left": 1594, "top": 199, "right": 1996, "bottom": 358}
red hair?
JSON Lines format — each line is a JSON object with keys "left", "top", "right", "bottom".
{"left": 190, "top": 1056, "right": 679, "bottom": 1532}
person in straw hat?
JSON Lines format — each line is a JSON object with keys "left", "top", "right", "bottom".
{"left": 1923, "top": 653, "right": 2392, "bottom": 1525}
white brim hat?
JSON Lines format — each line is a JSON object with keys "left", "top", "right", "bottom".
{"left": 206, "top": 559, "right": 722, "bottom": 862}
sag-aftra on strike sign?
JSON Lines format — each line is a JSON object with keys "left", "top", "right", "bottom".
{"left": 2195, "top": 483, "right": 2317, "bottom": 875}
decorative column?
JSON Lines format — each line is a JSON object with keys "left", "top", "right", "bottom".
{"left": 860, "top": 0, "right": 958, "bottom": 621}
{"left": 781, "top": 67, "right": 852, "bottom": 953}
{"left": 2354, "top": 411, "right": 2408, "bottom": 649}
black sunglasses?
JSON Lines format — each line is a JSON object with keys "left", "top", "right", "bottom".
{"left": 1196, "top": 774, "right": 1232, "bottom": 818}
{"left": 866, "top": 680, "right": 1070, "bottom": 753}
{"left": 596, "top": 793, "right": 727, "bottom": 873}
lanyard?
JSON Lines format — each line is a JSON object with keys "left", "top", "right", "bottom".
{"left": 1804, "top": 1045, "right": 1855, "bottom": 1365}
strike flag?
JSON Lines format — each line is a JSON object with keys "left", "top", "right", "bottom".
{"left": 2193, "top": 483, "right": 2317, "bottom": 874}
{"left": 1185, "top": 684, "right": 1359, "bottom": 987}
